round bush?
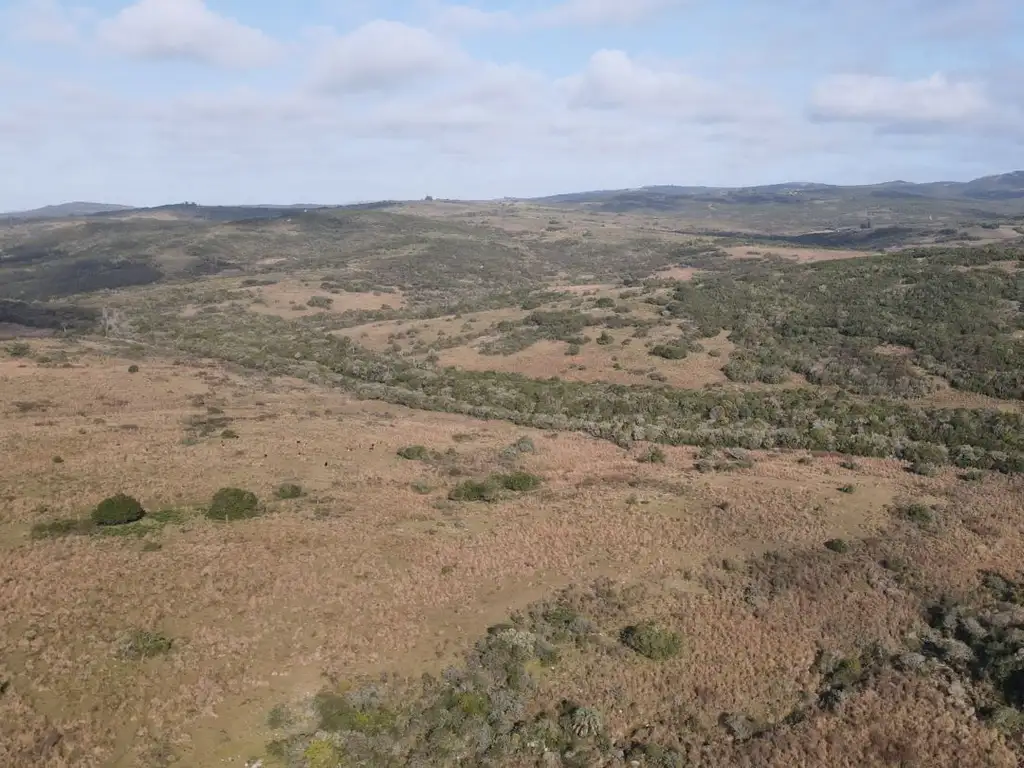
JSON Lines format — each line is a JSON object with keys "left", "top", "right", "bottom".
{"left": 620, "top": 622, "right": 682, "bottom": 660}
{"left": 92, "top": 494, "right": 145, "bottom": 526}
{"left": 207, "top": 488, "right": 260, "bottom": 521}
{"left": 275, "top": 483, "right": 303, "bottom": 500}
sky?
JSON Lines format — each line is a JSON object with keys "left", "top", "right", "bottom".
{"left": 1, "top": 0, "right": 1023, "bottom": 209}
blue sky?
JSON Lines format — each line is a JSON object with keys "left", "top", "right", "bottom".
{"left": 1, "top": 0, "right": 1023, "bottom": 209}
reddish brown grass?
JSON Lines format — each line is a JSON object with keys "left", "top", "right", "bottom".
{"left": 2, "top": 341, "right": 1022, "bottom": 766}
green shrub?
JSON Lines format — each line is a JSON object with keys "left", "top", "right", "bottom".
{"left": 306, "top": 295, "right": 334, "bottom": 309}
{"left": 220, "top": 428, "right": 239, "bottom": 439}
{"left": 449, "top": 478, "right": 502, "bottom": 502}
{"left": 594, "top": 297, "right": 615, "bottom": 309}
{"left": 824, "top": 538, "right": 850, "bottom": 553}
{"left": 91, "top": 494, "right": 145, "bottom": 526}
{"left": 207, "top": 488, "right": 260, "bottom": 520}
{"left": 637, "top": 446, "right": 666, "bottom": 464}
{"left": 838, "top": 484, "right": 856, "bottom": 494}
{"left": 649, "top": 344, "right": 687, "bottom": 360}
{"left": 6, "top": 341, "right": 30, "bottom": 358}
{"left": 513, "top": 436, "right": 535, "bottom": 454}
{"left": 497, "top": 471, "right": 542, "bottom": 492}
{"left": 128, "top": 364, "right": 140, "bottom": 373}
{"left": 908, "top": 461, "right": 939, "bottom": 477}
{"left": 893, "top": 502, "right": 934, "bottom": 525}
{"left": 266, "top": 704, "right": 294, "bottom": 730}
{"left": 397, "top": 445, "right": 431, "bottom": 460}
{"left": 620, "top": 622, "right": 682, "bottom": 660}
{"left": 596, "top": 330, "right": 613, "bottom": 345}
{"left": 313, "top": 690, "right": 395, "bottom": 734}
{"left": 566, "top": 343, "right": 581, "bottom": 356}
{"left": 275, "top": 483, "right": 303, "bottom": 499}
{"left": 117, "top": 629, "right": 173, "bottom": 660}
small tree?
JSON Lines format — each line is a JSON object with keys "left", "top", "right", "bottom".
{"left": 92, "top": 494, "right": 145, "bottom": 526}
{"left": 207, "top": 488, "right": 260, "bottom": 520}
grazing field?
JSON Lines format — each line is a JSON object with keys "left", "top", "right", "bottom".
{"left": 2, "top": 191, "right": 1024, "bottom": 767}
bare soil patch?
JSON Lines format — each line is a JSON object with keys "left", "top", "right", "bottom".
{"left": 724, "top": 245, "right": 876, "bottom": 263}
{"left": 439, "top": 329, "right": 734, "bottom": 388}
{"left": 651, "top": 265, "right": 703, "bottom": 280}
{"left": 246, "top": 279, "right": 404, "bottom": 318}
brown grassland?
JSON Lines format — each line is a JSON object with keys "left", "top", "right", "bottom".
{"left": 2, "top": 197, "right": 1024, "bottom": 767}
{"left": 3, "top": 340, "right": 1024, "bottom": 767}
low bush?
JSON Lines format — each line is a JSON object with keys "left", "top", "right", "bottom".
{"left": 306, "top": 295, "right": 334, "bottom": 309}
{"left": 637, "top": 446, "right": 666, "bottom": 464}
{"left": 5, "top": 341, "right": 30, "bottom": 358}
{"left": 207, "top": 488, "right": 260, "bottom": 521}
{"left": 275, "top": 483, "right": 303, "bottom": 499}
{"left": 92, "top": 494, "right": 145, "bottom": 526}
{"left": 893, "top": 502, "right": 935, "bottom": 525}
{"left": 397, "top": 445, "right": 431, "bottom": 460}
{"left": 824, "top": 538, "right": 850, "bottom": 553}
{"left": 649, "top": 343, "right": 688, "bottom": 360}
{"left": 449, "top": 472, "right": 541, "bottom": 501}
{"left": 620, "top": 621, "right": 682, "bottom": 660}
{"left": 116, "top": 628, "right": 173, "bottom": 660}
{"left": 497, "top": 471, "right": 542, "bottom": 492}
{"left": 908, "top": 461, "right": 940, "bottom": 477}
{"left": 449, "top": 478, "right": 502, "bottom": 502}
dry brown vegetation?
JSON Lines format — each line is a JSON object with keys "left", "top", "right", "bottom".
{"left": 3, "top": 339, "right": 1024, "bottom": 767}
{"left": 2, "top": 196, "right": 1024, "bottom": 767}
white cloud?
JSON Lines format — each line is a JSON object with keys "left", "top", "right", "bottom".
{"left": 311, "top": 20, "right": 465, "bottom": 93}
{"left": 96, "top": 0, "right": 282, "bottom": 69}
{"left": 4, "top": 0, "right": 81, "bottom": 44}
{"left": 559, "top": 50, "right": 744, "bottom": 122}
{"left": 810, "top": 73, "right": 989, "bottom": 125}
{"left": 534, "top": 0, "right": 686, "bottom": 26}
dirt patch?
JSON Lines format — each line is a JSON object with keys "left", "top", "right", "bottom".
{"left": 247, "top": 279, "right": 404, "bottom": 319}
{"left": 872, "top": 344, "right": 914, "bottom": 357}
{"left": 551, "top": 283, "right": 618, "bottom": 295}
{"left": 724, "top": 245, "right": 876, "bottom": 263}
{"left": 651, "top": 266, "right": 702, "bottom": 281}
{"left": 337, "top": 307, "right": 529, "bottom": 353}
{"left": 439, "top": 329, "right": 734, "bottom": 388}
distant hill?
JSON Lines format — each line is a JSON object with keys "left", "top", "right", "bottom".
{"left": 1, "top": 202, "right": 134, "bottom": 220}
{"left": 527, "top": 171, "right": 1024, "bottom": 213}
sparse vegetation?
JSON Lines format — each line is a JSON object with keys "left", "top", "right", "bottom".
{"left": 116, "top": 629, "right": 173, "bottom": 660}
{"left": 397, "top": 445, "right": 431, "bottom": 460}
{"left": 637, "top": 446, "right": 667, "bottom": 464}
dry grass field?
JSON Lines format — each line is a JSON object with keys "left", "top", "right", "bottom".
{"left": 3, "top": 338, "right": 1024, "bottom": 767}
{"left": 2, "top": 195, "right": 1023, "bottom": 767}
